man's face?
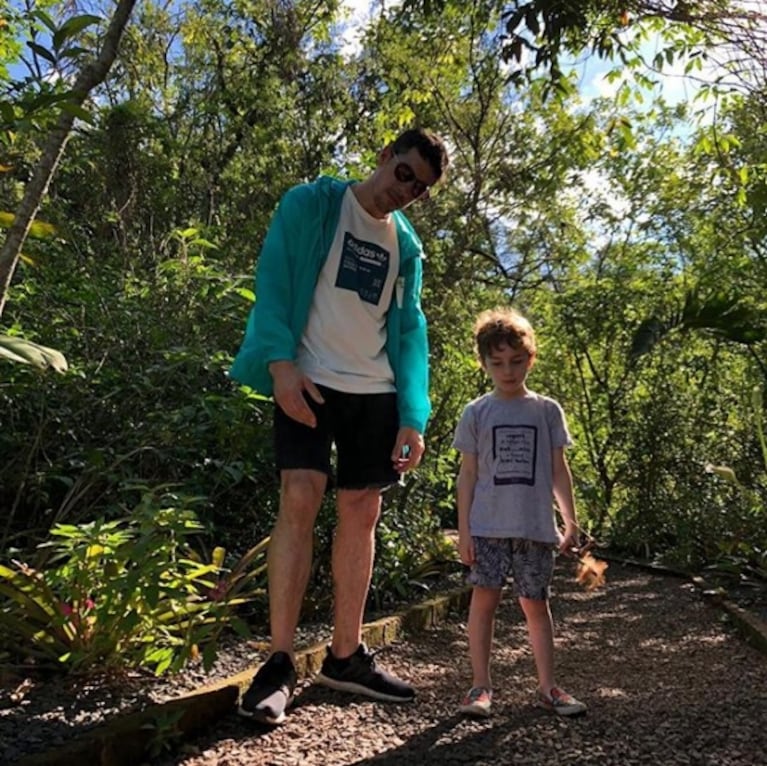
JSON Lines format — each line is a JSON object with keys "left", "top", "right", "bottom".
{"left": 377, "top": 146, "right": 440, "bottom": 213}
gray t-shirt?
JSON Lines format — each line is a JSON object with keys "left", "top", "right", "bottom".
{"left": 452, "top": 391, "right": 572, "bottom": 543}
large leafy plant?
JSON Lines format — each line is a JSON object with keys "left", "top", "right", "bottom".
{"left": 0, "top": 489, "right": 267, "bottom": 675}
{"left": 703, "top": 385, "right": 767, "bottom": 580}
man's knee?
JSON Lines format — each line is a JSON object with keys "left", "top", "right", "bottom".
{"left": 337, "top": 488, "right": 382, "bottom": 529}
{"left": 279, "top": 470, "right": 325, "bottom": 524}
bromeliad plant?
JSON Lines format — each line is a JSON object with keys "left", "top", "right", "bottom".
{"left": 0, "top": 489, "right": 268, "bottom": 675}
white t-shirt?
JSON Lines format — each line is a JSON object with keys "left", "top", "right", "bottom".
{"left": 296, "top": 187, "right": 400, "bottom": 393}
{"left": 452, "top": 391, "right": 572, "bottom": 544}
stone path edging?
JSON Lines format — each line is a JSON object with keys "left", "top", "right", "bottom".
{"left": 16, "top": 587, "right": 472, "bottom": 766}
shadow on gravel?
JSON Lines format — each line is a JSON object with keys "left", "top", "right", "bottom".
{"left": 0, "top": 676, "right": 155, "bottom": 765}
{"left": 346, "top": 709, "right": 546, "bottom": 766}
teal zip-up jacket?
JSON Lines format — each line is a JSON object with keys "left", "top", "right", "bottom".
{"left": 229, "top": 175, "right": 431, "bottom": 433}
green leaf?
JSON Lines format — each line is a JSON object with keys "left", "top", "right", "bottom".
{"left": 31, "top": 10, "right": 58, "bottom": 33}
{"left": 753, "top": 386, "right": 767, "bottom": 471}
{"left": 230, "top": 616, "right": 251, "bottom": 638}
{"left": 0, "top": 211, "right": 58, "bottom": 238}
{"left": 59, "top": 46, "right": 90, "bottom": 59}
{"left": 0, "top": 101, "right": 16, "bottom": 124}
{"left": 738, "top": 166, "right": 749, "bottom": 185}
{"left": 53, "top": 15, "right": 102, "bottom": 51}
{"left": 59, "top": 102, "right": 95, "bottom": 124}
{"left": 189, "top": 238, "right": 217, "bottom": 249}
{"left": 0, "top": 335, "right": 68, "bottom": 373}
{"left": 27, "top": 41, "right": 57, "bottom": 64}
{"left": 235, "top": 287, "right": 255, "bottom": 302}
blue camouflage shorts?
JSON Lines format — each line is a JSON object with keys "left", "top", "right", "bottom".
{"left": 467, "top": 537, "right": 556, "bottom": 600}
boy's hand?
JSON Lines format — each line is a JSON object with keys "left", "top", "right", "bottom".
{"left": 558, "top": 523, "right": 579, "bottom": 555}
{"left": 458, "top": 533, "right": 475, "bottom": 566}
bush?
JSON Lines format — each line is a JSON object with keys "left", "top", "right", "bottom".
{"left": 0, "top": 488, "right": 267, "bottom": 675}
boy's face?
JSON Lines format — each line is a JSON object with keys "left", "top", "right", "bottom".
{"left": 481, "top": 341, "right": 534, "bottom": 399}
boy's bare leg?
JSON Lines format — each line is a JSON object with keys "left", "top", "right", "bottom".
{"left": 467, "top": 586, "right": 502, "bottom": 688}
{"left": 519, "top": 596, "right": 556, "bottom": 692}
{"left": 268, "top": 469, "right": 326, "bottom": 659}
{"left": 329, "top": 488, "right": 382, "bottom": 658}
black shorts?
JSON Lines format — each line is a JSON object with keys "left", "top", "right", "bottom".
{"left": 273, "top": 384, "right": 401, "bottom": 490}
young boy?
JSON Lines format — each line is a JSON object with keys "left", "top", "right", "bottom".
{"left": 452, "top": 307, "right": 586, "bottom": 718}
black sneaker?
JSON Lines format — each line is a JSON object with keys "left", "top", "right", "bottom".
{"left": 238, "top": 651, "right": 297, "bottom": 725}
{"left": 316, "top": 643, "right": 415, "bottom": 702}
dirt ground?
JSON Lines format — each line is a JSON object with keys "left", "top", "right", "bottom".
{"left": 150, "top": 561, "right": 767, "bottom": 766}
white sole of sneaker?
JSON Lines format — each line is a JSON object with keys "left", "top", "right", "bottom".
{"left": 315, "top": 674, "right": 414, "bottom": 703}
{"left": 237, "top": 694, "right": 294, "bottom": 725}
{"left": 237, "top": 706, "right": 286, "bottom": 725}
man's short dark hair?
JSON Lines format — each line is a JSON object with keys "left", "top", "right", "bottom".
{"left": 391, "top": 128, "right": 449, "bottom": 181}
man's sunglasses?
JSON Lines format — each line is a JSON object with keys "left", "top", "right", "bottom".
{"left": 393, "top": 155, "right": 432, "bottom": 198}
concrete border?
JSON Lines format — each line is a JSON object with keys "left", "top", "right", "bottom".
{"left": 689, "top": 575, "right": 767, "bottom": 655}
{"left": 17, "top": 586, "right": 472, "bottom": 766}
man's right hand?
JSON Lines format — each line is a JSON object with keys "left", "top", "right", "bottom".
{"left": 269, "top": 361, "right": 324, "bottom": 428}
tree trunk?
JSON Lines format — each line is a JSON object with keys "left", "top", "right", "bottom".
{"left": 0, "top": 0, "right": 138, "bottom": 318}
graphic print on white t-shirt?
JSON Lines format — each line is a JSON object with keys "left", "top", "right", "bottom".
{"left": 492, "top": 424, "right": 537, "bottom": 486}
{"left": 296, "top": 187, "right": 400, "bottom": 393}
{"left": 335, "top": 232, "right": 389, "bottom": 306}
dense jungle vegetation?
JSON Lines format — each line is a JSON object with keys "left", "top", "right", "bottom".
{"left": 1, "top": 0, "right": 766, "bottom": 675}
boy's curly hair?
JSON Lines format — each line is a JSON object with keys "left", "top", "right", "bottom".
{"left": 474, "top": 308, "right": 537, "bottom": 360}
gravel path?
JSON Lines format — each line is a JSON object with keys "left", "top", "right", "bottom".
{"left": 150, "top": 562, "right": 767, "bottom": 766}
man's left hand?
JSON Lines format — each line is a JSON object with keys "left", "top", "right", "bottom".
{"left": 391, "top": 427, "right": 425, "bottom": 473}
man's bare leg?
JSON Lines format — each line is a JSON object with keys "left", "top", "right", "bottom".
{"left": 329, "top": 487, "right": 381, "bottom": 659}
{"left": 316, "top": 487, "right": 415, "bottom": 702}
{"left": 238, "top": 469, "right": 326, "bottom": 723}
{"left": 268, "top": 469, "right": 327, "bottom": 660}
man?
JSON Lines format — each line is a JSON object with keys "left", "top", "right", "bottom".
{"left": 229, "top": 127, "right": 449, "bottom": 725}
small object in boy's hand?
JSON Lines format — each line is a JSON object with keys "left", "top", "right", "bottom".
{"left": 576, "top": 553, "right": 608, "bottom": 591}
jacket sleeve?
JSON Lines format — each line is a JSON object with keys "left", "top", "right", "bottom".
{"left": 229, "top": 186, "right": 311, "bottom": 393}
{"left": 396, "top": 251, "right": 431, "bottom": 432}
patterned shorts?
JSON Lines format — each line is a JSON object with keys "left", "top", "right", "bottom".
{"left": 467, "top": 537, "right": 556, "bottom": 600}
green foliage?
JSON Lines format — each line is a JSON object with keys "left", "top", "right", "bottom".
{"left": 695, "top": 385, "right": 767, "bottom": 580}
{"left": 0, "top": 6, "right": 102, "bottom": 144}
{"left": 143, "top": 708, "right": 187, "bottom": 759}
{"left": 370, "top": 503, "right": 460, "bottom": 611}
{"left": 0, "top": 489, "right": 266, "bottom": 675}
{"left": 630, "top": 289, "right": 767, "bottom": 362}
{"left": 1, "top": 0, "right": 767, "bottom": 669}
{"left": 442, "top": 0, "right": 767, "bottom": 98}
